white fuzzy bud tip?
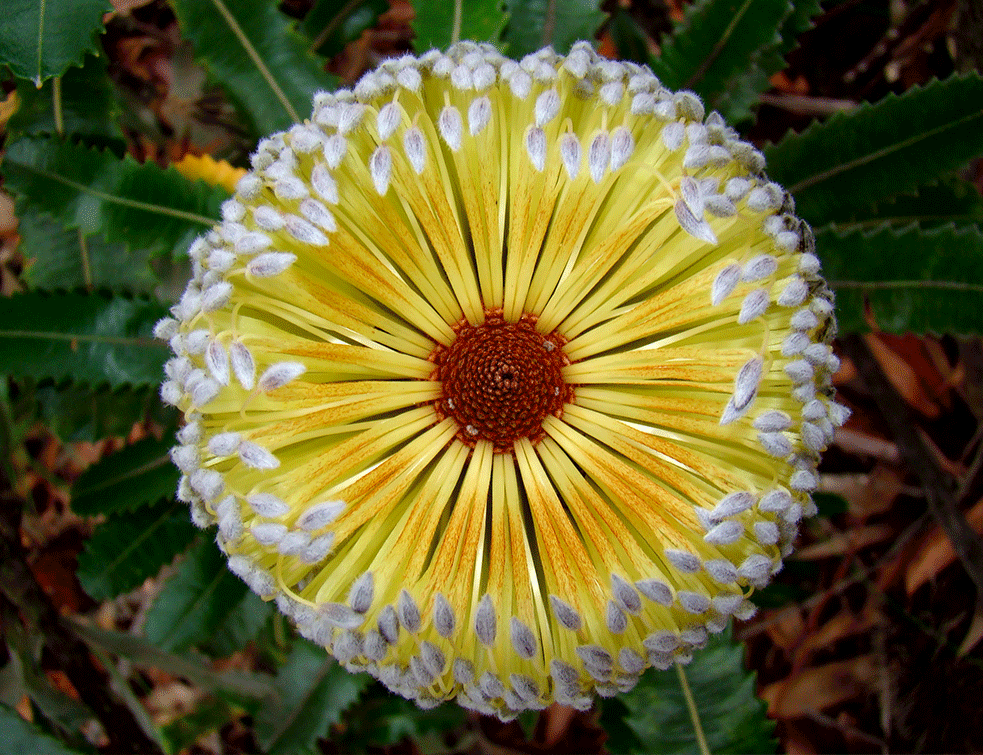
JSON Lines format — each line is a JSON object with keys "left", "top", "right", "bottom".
{"left": 297, "top": 500, "right": 346, "bottom": 531}
{"left": 258, "top": 362, "right": 306, "bottom": 392}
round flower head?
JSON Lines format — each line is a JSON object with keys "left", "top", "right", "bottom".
{"left": 159, "top": 41, "right": 846, "bottom": 718}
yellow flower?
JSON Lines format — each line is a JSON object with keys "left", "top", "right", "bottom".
{"left": 172, "top": 152, "right": 248, "bottom": 194}
{"left": 157, "top": 42, "right": 845, "bottom": 718}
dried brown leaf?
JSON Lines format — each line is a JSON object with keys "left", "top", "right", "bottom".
{"left": 821, "top": 464, "right": 905, "bottom": 518}
{"left": 762, "top": 655, "right": 878, "bottom": 718}
{"left": 865, "top": 334, "right": 942, "bottom": 418}
{"left": 797, "top": 524, "right": 894, "bottom": 560}
{"left": 800, "top": 610, "right": 879, "bottom": 655}
{"left": 957, "top": 606, "right": 983, "bottom": 656}
{"left": 905, "top": 496, "right": 983, "bottom": 593}
{"left": 765, "top": 609, "right": 806, "bottom": 653}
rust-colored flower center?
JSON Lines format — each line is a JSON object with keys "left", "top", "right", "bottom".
{"left": 431, "top": 310, "right": 573, "bottom": 453}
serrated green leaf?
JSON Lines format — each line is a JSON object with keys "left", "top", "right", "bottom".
{"left": 170, "top": 0, "right": 332, "bottom": 136}
{"left": 818, "top": 223, "right": 983, "bottom": 335}
{"left": 713, "top": 0, "right": 821, "bottom": 123}
{"left": 765, "top": 73, "right": 983, "bottom": 225}
{"left": 0, "top": 291, "right": 168, "bottom": 389}
{"left": 301, "top": 0, "right": 389, "bottom": 58}
{"left": 651, "top": 0, "right": 792, "bottom": 112}
{"left": 342, "top": 690, "right": 465, "bottom": 748}
{"left": 4, "top": 624, "right": 94, "bottom": 743}
{"left": 7, "top": 51, "right": 123, "bottom": 146}
{"left": 76, "top": 500, "right": 196, "bottom": 601}
{"left": 255, "top": 639, "right": 370, "bottom": 755}
{"left": 603, "top": 626, "right": 775, "bottom": 755}
{"left": 411, "top": 0, "right": 508, "bottom": 52}
{"left": 0, "top": 0, "right": 111, "bottom": 86}
{"left": 0, "top": 703, "right": 84, "bottom": 755}
{"left": 201, "top": 590, "right": 274, "bottom": 658}
{"left": 831, "top": 176, "right": 983, "bottom": 232}
{"left": 72, "top": 435, "right": 178, "bottom": 516}
{"left": 502, "top": 0, "right": 605, "bottom": 57}
{"left": 144, "top": 538, "right": 248, "bottom": 652}
{"left": 69, "top": 619, "right": 275, "bottom": 699}
{"left": 19, "top": 207, "right": 157, "bottom": 294}
{"left": 33, "top": 383, "right": 165, "bottom": 443}
{"left": 3, "top": 135, "right": 224, "bottom": 259}
{"left": 87, "top": 643, "right": 166, "bottom": 753}
{"left": 160, "top": 695, "right": 239, "bottom": 755}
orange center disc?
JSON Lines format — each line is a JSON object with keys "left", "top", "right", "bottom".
{"left": 431, "top": 310, "right": 573, "bottom": 453}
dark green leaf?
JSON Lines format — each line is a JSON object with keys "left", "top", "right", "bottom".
{"left": 4, "top": 624, "right": 93, "bottom": 743}
{"left": 750, "top": 559, "right": 817, "bottom": 608}
{"left": 503, "top": 0, "right": 605, "bottom": 57}
{"left": 650, "top": 0, "right": 792, "bottom": 117}
{"left": 813, "top": 491, "right": 849, "bottom": 517}
{"left": 0, "top": 703, "right": 84, "bottom": 755}
{"left": 160, "top": 695, "right": 239, "bottom": 755}
{"left": 604, "top": 626, "right": 775, "bottom": 755}
{"left": 3, "top": 135, "right": 224, "bottom": 259}
{"left": 607, "top": 10, "right": 652, "bottom": 67}
{"left": 201, "top": 590, "right": 274, "bottom": 658}
{"left": 818, "top": 223, "right": 983, "bottom": 335}
{"left": 170, "top": 0, "right": 332, "bottom": 136}
{"left": 0, "top": 291, "right": 168, "bottom": 389}
{"left": 517, "top": 709, "right": 538, "bottom": 741}
{"left": 33, "top": 383, "right": 166, "bottom": 443}
{"left": 76, "top": 500, "right": 196, "bottom": 601}
{"left": 144, "top": 538, "right": 249, "bottom": 652}
{"left": 0, "top": 0, "right": 110, "bottom": 86}
{"left": 69, "top": 619, "right": 275, "bottom": 699}
{"left": 342, "top": 689, "right": 465, "bottom": 748}
{"left": 72, "top": 435, "right": 178, "bottom": 516}
{"left": 89, "top": 643, "right": 166, "bottom": 752}
{"left": 7, "top": 51, "right": 123, "bottom": 147}
{"left": 254, "top": 639, "right": 370, "bottom": 755}
{"left": 831, "top": 176, "right": 983, "bottom": 232}
{"left": 411, "top": 0, "right": 509, "bottom": 53}
{"left": 19, "top": 208, "right": 157, "bottom": 294}
{"left": 713, "top": 0, "right": 821, "bottom": 123}
{"left": 598, "top": 697, "right": 645, "bottom": 755}
{"left": 301, "top": 0, "right": 389, "bottom": 58}
{"left": 765, "top": 73, "right": 983, "bottom": 225}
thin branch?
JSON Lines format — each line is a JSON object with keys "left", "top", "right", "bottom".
{"left": 841, "top": 334, "right": 983, "bottom": 602}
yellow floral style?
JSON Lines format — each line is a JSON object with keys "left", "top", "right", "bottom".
{"left": 157, "top": 42, "right": 845, "bottom": 718}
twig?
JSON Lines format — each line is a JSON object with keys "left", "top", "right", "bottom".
{"left": 804, "top": 709, "right": 889, "bottom": 751}
{"left": 841, "top": 335, "right": 983, "bottom": 603}
{"left": 758, "top": 93, "right": 858, "bottom": 117}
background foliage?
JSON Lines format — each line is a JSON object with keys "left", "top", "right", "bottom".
{"left": 1, "top": 0, "right": 982, "bottom": 753}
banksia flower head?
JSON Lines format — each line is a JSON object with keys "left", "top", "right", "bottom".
{"left": 157, "top": 41, "right": 846, "bottom": 718}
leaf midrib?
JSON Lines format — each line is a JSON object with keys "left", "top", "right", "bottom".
{"left": 263, "top": 659, "right": 334, "bottom": 753}
{"left": 75, "top": 452, "right": 172, "bottom": 501}
{"left": 35, "top": 0, "right": 47, "bottom": 86}
{"left": 830, "top": 279, "right": 983, "bottom": 292}
{"left": 788, "top": 107, "right": 983, "bottom": 195}
{"left": 156, "top": 561, "right": 234, "bottom": 650}
{"left": 12, "top": 160, "right": 216, "bottom": 228}
{"left": 683, "top": 0, "right": 757, "bottom": 90}
{"left": 88, "top": 503, "right": 184, "bottom": 591}
{"left": 208, "top": 0, "right": 301, "bottom": 123}
{"left": 0, "top": 328, "right": 162, "bottom": 349}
